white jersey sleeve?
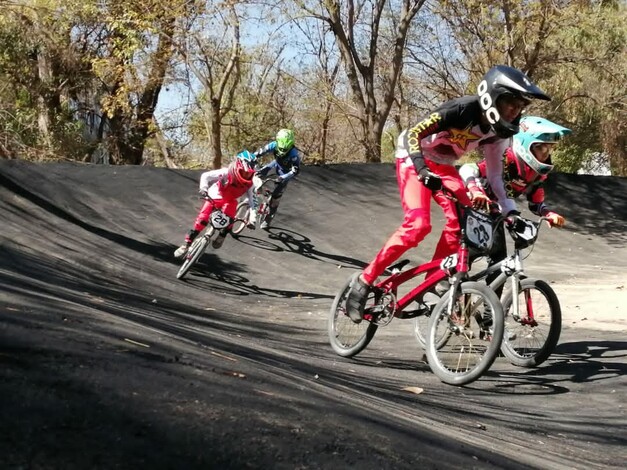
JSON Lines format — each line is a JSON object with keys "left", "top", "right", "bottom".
{"left": 482, "top": 138, "right": 517, "bottom": 215}
{"left": 199, "top": 168, "right": 228, "bottom": 192}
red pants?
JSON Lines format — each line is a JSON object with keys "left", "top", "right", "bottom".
{"left": 362, "top": 158, "right": 471, "bottom": 285}
{"left": 185, "top": 198, "right": 237, "bottom": 243}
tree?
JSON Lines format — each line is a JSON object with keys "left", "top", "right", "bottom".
{"left": 93, "top": 0, "right": 182, "bottom": 164}
{"left": 0, "top": 0, "right": 185, "bottom": 164}
{"left": 178, "top": 1, "right": 243, "bottom": 169}
{"left": 294, "top": 0, "right": 426, "bottom": 162}
{"left": 432, "top": 0, "right": 626, "bottom": 175}
{"left": 0, "top": 0, "right": 94, "bottom": 159}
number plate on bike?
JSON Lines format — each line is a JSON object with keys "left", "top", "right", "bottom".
{"left": 464, "top": 209, "right": 493, "bottom": 251}
{"left": 210, "top": 210, "right": 231, "bottom": 229}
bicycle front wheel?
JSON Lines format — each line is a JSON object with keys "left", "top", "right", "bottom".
{"left": 231, "top": 201, "right": 250, "bottom": 236}
{"left": 500, "top": 278, "right": 561, "bottom": 367}
{"left": 176, "top": 234, "right": 210, "bottom": 280}
{"left": 328, "top": 273, "right": 378, "bottom": 357}
{"left": 259, "top": 197, "right": 272, "bottom": 228}
{"left": 426, "top": 281, "right": 504, "bottom": 386}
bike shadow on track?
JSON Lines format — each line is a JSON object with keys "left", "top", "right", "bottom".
{"left": 525, "top": 340, "right": 627, "bottom": 383}
{"left": 233, "top": 226, "right": 369, "bottom": 270}
{"left": 473, "top": 340, "right": 627, "bottom": 394}
{"left": 178, "top": 253, "right": 333, "bottom": 301}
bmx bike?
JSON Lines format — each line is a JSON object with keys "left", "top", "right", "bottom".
{"left": 231, "top": 177, "right": 278, "bottom": 235}
{"left": 176, "top": 196, "right": 236, "bottom": 280}
{"left": 466, "top": 215, "right": 562, "bottom": 367}
{"left": 412, "top": 212, "right": 562, "bottom": 368}
{"left": 328, "top": 188, "right": 505, "bottom": 386}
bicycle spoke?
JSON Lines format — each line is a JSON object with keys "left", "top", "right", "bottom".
{"left": 501, "top": 279, "right": 562, "bottom": 367}
{"left": 426, "top": 282, "right": 503, "bottom": 385}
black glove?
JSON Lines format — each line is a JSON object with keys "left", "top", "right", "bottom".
{"left": 418, "top": 169, "right": 442, "bottom": 191}
{"left": 199, "top": 189, "right": 209, "bottom": 199}
{"left": 505, "top": 210, "right": 521, "bottom": 225}
{"left": 505, "top": 212, "right": 527, "bottom": 232}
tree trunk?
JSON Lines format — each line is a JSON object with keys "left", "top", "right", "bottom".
{"left": 36, "top": 49, "right": 52, "bottom": 149}
{"left": 314, "top": 0, "right": 425, "bottom": 164}
{"left": 153, "top": 119, "right": 178, "bottom": 169}
{"left": 362, "top": 117, "right": 384, "bottom": 163}
{"left": 210, "top": 98, "right": 223, "bottom": 169}
{"left": 127, "top": 17, "right": 175, "bottom": 165}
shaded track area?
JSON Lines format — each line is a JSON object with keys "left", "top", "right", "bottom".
{"left": 1, "top": 160, "right": 625, "bottom": 469}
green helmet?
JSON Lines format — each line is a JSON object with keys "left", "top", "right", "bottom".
{"left": 276, "top": 129, "right": 295, "bottom": 157}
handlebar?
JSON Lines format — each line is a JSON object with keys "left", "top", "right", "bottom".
{"left": 199, "top": 193, "right": 216, "bottom": 203}
{"left": 441, "top": 186, "right": 555, "bottom": 229}
{"left": 253, "top": 175, "right": 281, "bottom": 195}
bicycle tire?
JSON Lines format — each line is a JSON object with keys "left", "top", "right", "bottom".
{"left": 426, "top": 281, "right": 504, "bottom": 386}
{"left": 500, "top": 278, "right": 562, "bottom": 367}
{"left": 260, "top": 195, "right": 274, "bottom": 229}
{"left": 328, "top": 273, "right": 378, "bottom": 357}
{"left": 176, "top": 232, "right": 211, "bottom": 280}
{"left": 256, "top": 201, "right": 267, "bottom": 228}
{"left": 414, "top": 309, "right": 451, "bottom": 350}
{"left": 231, "top": 201, "right": 250, "bottom": 236}
{"left": 413, "top": 314, "right": 430, "bottom": 349}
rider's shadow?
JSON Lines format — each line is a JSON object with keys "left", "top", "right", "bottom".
{"left": 180, "top": 253, "right": 333, "bottom": 301}
{"left": 228, "top": 234, "right": 283, "bottom": 252}
{"left": 251, "top": 226, "right": 369, "bottom": 269}
{"left": 479, "top": 340, "right": 626, "bottom": 393}
{"left": 532, "top": 340, "right": 627, "bottom": 383}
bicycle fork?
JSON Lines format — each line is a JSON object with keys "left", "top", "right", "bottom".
{"left": 510, "top": 250, "right": 524, "bottom": 321}
{"left": 445, "top": 244, "right": 470, "bottom": 316}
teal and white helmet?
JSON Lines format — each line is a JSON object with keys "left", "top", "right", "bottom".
{"left": 512, "top": 116, "right": 572, "bottom": 176}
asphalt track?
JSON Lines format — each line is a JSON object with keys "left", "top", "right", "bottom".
{"left": 0, "top": 159, "right": 625, "bottom": 469}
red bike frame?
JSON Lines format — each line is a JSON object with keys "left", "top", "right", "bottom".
{"left": 367, "top": 189, "right": 474, "bottom": 320}
{"left": 371, "top": 247, "right": 470, "bottom": 318}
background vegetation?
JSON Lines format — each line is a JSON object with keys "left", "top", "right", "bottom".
{"left": 0, "top": 0, "right": 624, "bottom": 174}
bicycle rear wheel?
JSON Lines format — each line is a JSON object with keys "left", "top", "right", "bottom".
{"left": 231, "top": 201, "right": 250, "bottom": 236}
{"left": 414, "top": 308, "right": 451, "bottom": 350}
{"left": 413, "top": 313, "right": 430, "bottom": 349}
{"left": 328, "top": 273, "right": 378, "bottom": 357}
{"left": 500, "top": 278, "right": 561, "bottom": 367}
{"left": 426, "top": 281, "right": 504, "bottom": 386}
{"left": 176, "top": 232, "right": 211, "bottom": 280}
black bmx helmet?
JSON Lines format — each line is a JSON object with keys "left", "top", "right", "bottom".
{"left": 477, "top": 65, "right": 551, "bottom": 138}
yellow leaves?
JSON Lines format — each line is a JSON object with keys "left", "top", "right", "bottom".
{"left": 109, "top": 9, "right": 156, "bottom": 37}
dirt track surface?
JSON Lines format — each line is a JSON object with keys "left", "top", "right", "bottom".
{"left": 1, "top": 160, "right": 625, "bottom": 469}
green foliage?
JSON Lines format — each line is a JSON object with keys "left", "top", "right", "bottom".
{"left": 551, "top": 144, "right": 598, "bottom": 174}
{"left": 429, "top": 0, "right": 626, "bottom": 175}
{"left": 380, "top": 129, "right": 399, "bottom": 163}
{"left": 0, "top": 0, "right": 623, "bottom": 172}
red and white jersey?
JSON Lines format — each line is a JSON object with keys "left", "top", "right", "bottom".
{"left": 459, "top": 147, "right": 551, "bottom": 216}
{"left": 199, "top": 167, "right": 254, "bottom": 205}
